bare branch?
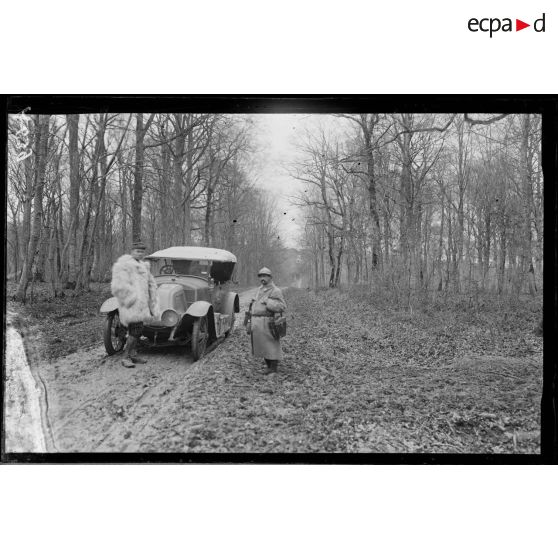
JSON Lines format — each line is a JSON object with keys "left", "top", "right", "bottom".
{"left": 464, "top": 114, "right": 509, "bottom": 126}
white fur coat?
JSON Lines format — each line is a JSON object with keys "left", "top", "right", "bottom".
{"left": 111, "top": 254, "right": 160, "bottom": 326}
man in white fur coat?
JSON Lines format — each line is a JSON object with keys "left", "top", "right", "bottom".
{"left": 111, "top": 240, "right": 160, "bottom": 368}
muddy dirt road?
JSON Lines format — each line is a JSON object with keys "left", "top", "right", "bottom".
{"left": 6, "top": 288, "right": 259, "bottom": 453}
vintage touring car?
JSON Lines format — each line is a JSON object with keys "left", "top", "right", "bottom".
{"left": 100, "top": 246, "right": 240, "bottom": 361}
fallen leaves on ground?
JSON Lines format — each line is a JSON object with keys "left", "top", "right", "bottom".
{"left": 127, "top": 288, "right": 542, "bottom": 454}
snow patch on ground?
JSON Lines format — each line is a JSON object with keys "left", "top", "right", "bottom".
{"left": 5, "top": 326, "right": 47, "bottom": 452}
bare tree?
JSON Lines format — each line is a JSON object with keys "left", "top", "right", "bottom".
{"left": 14, "top": 115, "right": 50, "bottom": 302}
{"left": 132, "top": 113, "right": 155, "bottom": 242}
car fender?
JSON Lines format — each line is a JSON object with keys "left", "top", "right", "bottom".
{"left": 222, "top": 292, "right": 240, "bottom": 315}
{"left": 186, "top": 300, "right": 212, "bottom": 317}
{"left": 100, "top": 297, "right": 118, "bottom": 314}
{"left": 186, "top": 301, "right": 216, "bottom": 340}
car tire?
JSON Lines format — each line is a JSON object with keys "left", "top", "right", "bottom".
{"left": 224, "top": 313, "right": 235, "bottom": 337}
{"left": 104, "top": 311, "right": 126, "bottom": 355}
{"left": 191, "top": 315, "right": 209, "bottom": 361}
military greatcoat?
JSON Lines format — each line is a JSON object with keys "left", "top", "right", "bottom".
{"left": 250, "top": 282, "right": 286, "bottom": 360}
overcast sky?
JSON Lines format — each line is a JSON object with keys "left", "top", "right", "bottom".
{"left": 250, "top": 114, "right": 351, "bottom": 248}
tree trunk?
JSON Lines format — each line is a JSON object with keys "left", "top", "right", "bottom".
{"left": 482, "top": 212, "right": 491, "bottom": 290}
{"left": 160, "top": 139, "right": 171, "bottom": 246}
{"left": 47, "top": 160, "right": 64, "bottom": 297}
{"left": 14, "top": 115, "right": 49, "bottom": 302}
{"left": 66, "top": 114, "right": 80, "bottom": 287}
{"left": 497, "top": 229, "right": 507, "bottom": 295}
{"left": 520, "top": 114, "right": 535, "bottom": 296}
{"left": 120, "top": 162, "right": 128, "bottom": 251}
{"left": 334, "top": 243, "right": 343, "bottom": 287}
{"left": 84, "top": 125, "right": 110, "bottom": 287}
{"left": 173, "top": 117, "right": 188, "bottom": 243}
{"left": 183, "top": 120, "right": 194, "bottom": 244}
{"left": 132, "top": 113, "right": 145, "bottom": 243}
{"left": 75, "top": 115, "right": 106, "bottom": 292}
{"left": 95, "top": 145, "right": 108, "bottom": 281}
{"left": 454, "top": 117, "right": 468, "bottom": 294}
{"left": 445, "top": 210, "right": 452, "bottom": 293}
{"left": 20, "top": 122, "right": 36, "bottom": 272}
{"left": 398, "top": 116, "right": 415, "bottom": 295}
{"left": 7, "top": 198, "right": 20, "bottom": 281}
{"left": 361, "top": 116, "right": 381, "bottom": 269}
{"left": 437, "top": 196, "right": 445, "bottom": 291}
{"left": 205, "top": 154, "right": 215, "bottom": 244}
{"left": 47, "top": 201, "right": 63, "bottom": 298}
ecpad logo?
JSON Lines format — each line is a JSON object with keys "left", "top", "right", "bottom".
{"left": 468, "top": 13, "right": 546, "bottom": 37}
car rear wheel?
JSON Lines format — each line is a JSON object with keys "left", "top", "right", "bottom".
{"left": 224, "top": 313, "right": 235, "bottom": 337}
{"left": 191, "top": 315, "right": 209, "bottom": 361}
{"left": 104, "top": 311, "right": 126, "bottom": 355}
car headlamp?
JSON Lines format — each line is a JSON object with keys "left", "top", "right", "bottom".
{"left": 161, "top": 309, "right": 179, "bottom": 327}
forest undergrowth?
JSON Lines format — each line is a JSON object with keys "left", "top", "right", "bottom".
{"left": 139, "top": 285, "right": 542, "bottom": 454}
{"left": 212, "top": 286, "right": 542, "bottom": 453}
{"left": 7, "top": 282, "right": 113, "bottom": 362}
{"left": 331, "top": 286, "right": 544, "bottom": 452}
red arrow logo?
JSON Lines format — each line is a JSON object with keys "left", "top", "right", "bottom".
{"left": 516, "top": 19, "right": 530, "bottom": 31}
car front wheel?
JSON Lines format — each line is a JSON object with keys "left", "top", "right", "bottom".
{"left": 191, "top": 315, "right": 209, "bottom": 361}
{"left": 104, "top": 311, "right": 126, "bottom": 355}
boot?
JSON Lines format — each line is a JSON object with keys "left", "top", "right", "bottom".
{"left": 131, "top": 355, "right": 147, "bottom": 364}
{"left": 121, "top": 336, "right": 136, "bottom": 368}
{"left": 269, "top": 360, "right": 278, "bottom": 373}
{"left": 130, "top": 337, "right": 147, "bottom": 363}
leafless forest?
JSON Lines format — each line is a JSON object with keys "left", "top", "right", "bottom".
{"left": 294, "top": 114, "right": 542, "bottom": 300}
{"left": 5, "top": 111, "right": 545, "bottom": 455}
{"left": 7, "top": 113, "right": 542, "bottom": 305}
{"left": 8, "top": 113, "right": 285, "bottom": 297}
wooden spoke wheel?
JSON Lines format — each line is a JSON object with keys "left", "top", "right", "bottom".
{"left": 191, "top": 315, "right": 209, "bottom": 361}
{"left": 224, "top": 313, "right": 236, "bottom": 338}
{"left": 103, "top": 311, "right": 126, "bottom": 355}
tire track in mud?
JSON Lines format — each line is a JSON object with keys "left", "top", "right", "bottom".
{"left": 90, "top": 289, "right": 260, "bottom": 452}
{"left": 5, "top": 287, "right": 260, "bottom": 453}
{"left": 43, "top": 347, "right": 187, "bottom": 451}
{"left": 88, "top": 329, "right": 242, "bottom": 451}
{"left": 39, "top": 289, "right": 259, "bottom": 452}
{"left": 92, "top": 358, "right": 203, "bottom": 451}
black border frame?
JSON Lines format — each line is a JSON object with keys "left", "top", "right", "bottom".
{"left": 2, "top": 94, "right": 557, "bottom": 465}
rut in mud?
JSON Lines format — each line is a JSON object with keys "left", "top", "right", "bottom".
{"left": 5, "top": 288, "right": 258, "bottom": 453}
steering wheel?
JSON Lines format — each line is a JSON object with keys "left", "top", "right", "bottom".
{"left": 160, "top": 265, "right": 174, "bottom": 274}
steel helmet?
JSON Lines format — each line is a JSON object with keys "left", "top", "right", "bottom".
{"left": 257, "top": 267, "right": 272, "bottom": 276}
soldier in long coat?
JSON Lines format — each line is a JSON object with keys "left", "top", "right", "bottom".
{"left": 111, "top": 240, "right": 159, "bottom": 368}
{"left": 250, "top": 267, "right": 286, "bottom": 374}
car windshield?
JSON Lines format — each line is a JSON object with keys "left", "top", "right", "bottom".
{"left": 172, "top": 260, "right": 208, "bottom": 275}
{"left": 150, "top": 257, "right": 235, "bottom": 282}
{"left": 151, "top": 258, "right": 210, "bottom": 276}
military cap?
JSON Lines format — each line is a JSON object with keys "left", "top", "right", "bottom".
{"left": 258, "top": 267, "right": 272, "bottom": 276}
{"left": 131, "top": 240, "right": 147, "bottom": 250}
